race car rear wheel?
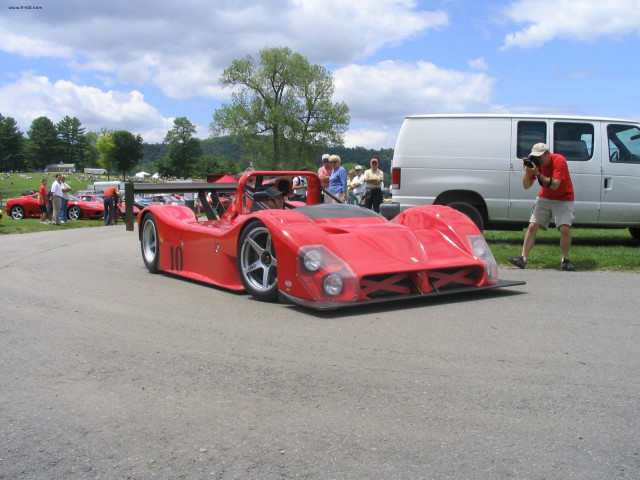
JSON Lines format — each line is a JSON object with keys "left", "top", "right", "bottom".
{"left": 141, "top": 213, "right": 160, "bottom": 273}
{"left": 237, "top": 220, "right": 278, "bottom": 302}
{"left": 68, "top": 205, "right": 82, "bottom": 220}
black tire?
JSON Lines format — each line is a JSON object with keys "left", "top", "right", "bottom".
{"left": 140, "top": 213, "right": 160, "bottom": 273}
{"left": 237, "top": 220, "right": 278, "bottom": 302}
{"left": 629, "top": 227, "right": 640, "bottom": 242}
{"left": 68, "top": 205, "right": 82, "bottom": 220}
{"left": 10, "top": 205, "right": 25, "bottom": 220}
{"left": 446, "top": 202, "right": 484, "bottom": 231}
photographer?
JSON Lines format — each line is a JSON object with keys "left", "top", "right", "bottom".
{"left": 508, "top": 143, "right": 576, "bottom": 271}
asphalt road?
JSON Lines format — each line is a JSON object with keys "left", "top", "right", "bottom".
{"left": 1, "top": 225, "right": 639, "bottom": 479}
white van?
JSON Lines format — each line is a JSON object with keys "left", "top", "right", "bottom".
{"left": 391, "top": 114, "right": 640, "bottom": 239}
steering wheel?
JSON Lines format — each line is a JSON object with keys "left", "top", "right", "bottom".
{"left": 610, "top": 151, "right": 619, "bottom": 162}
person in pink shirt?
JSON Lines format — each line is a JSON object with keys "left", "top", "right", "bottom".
{"left": 317, "top": 153, "right": 332, "bottom": 203}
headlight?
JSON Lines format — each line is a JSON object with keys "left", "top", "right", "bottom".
{"left": 301, "top": 248, "right": 323, "bottom": 272}
{"left": 468, "top": 235, "right": 498, "bottom": 284}
{"left": 323, "top": 273, "right": 344, "bottom": 296}
{"left": 470, "top": 236, "right": 488, "bottom": 257}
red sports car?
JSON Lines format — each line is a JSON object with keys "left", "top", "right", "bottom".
{"left": 74, "top": 194, "right": 140, "bottom": 218}
{"left": 5, "top": 193, "right": 105, "bottom": 220}
{"left": 134, "top": 171, "right": 523, "bottom": 310}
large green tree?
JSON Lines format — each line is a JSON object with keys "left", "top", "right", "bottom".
{"left": 0, "top": 114, "right": 25, "bottom": 171}
{"left": 96, "top": 131, "right": 117, "bottom": 175}
{"left": 113, "top": 130, "right": 144, "bottom": 177}
{"left": 96, "top": 130, "right": 143, "bottom": 178}
{"left": 26, "top": 116, "right": 61, "bottom": 170}
{"left": 161, "top": 117, "right": 203, "bottom": 178}
{"left": 56, "top": 116, "right": 88, "bottom": 169}
{"left": 210, "top": 46, "right": 350, "bottom": 169}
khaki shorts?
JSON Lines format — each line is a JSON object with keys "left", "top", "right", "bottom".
{"left": 530, "top": 197, "right": 574, "bottom": 230}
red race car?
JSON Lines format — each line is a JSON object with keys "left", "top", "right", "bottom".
{"left": 5, "top": 193, "right": 105, "bottom": 220}
{"left": 134, "top": 171, "right": 523, "bottom": 310}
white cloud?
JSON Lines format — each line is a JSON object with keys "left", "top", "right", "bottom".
{"left": 334, "top": 60, "right": 495, "bottom": 126}
{"left": 0, "top": 73, "right": 173, "bottom": 142}
{"left": 468, "top": 57, "right": 489, "bottom": 71}
{"left": 344, "top": 128, "right": 399, "bottom": 150}
{"left": 501, "top": 0, "right": 640, "bottom": 49}
{"left": 0, "top": 0, "right": 449, "bottom": 101}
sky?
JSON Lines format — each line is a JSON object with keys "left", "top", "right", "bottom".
{"left": 1, "top": 0, "right": 639, "bottom": 150}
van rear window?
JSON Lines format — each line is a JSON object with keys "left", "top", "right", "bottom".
{"left": 517, "top": 121, "right": 546, "bottom": 158}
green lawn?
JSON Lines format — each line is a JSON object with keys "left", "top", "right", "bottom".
{"left": 485, "top": 228, "right": 640, "bottom": 272}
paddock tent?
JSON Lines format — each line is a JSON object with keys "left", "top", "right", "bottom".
{"left": 135, "top": 171, "right": 151, "bottom": 178}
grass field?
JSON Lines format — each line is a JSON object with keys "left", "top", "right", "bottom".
{"left": 2, "top": 172, "right": 638, "bottom": 271}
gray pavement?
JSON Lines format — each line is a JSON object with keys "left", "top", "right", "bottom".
{"left": 1, "top": 226, "right": 639, "bottom": 479}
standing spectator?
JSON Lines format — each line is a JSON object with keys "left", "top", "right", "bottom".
{"left": 351, "top": 165, "right": 366, "bottom": 203}
{"left": 50, "top": 174, "right": 63, "bottom": 225}
{"left": 59, "top": 175, "right": 72, "bottom": 223}
{"left": 38, "top": 178, "right": 50, "bottom": 224}
{"left": 364, "top": 158, "right": 384, "bottom": 212}
{"left": 290, "top": 167, "right": 309, "bottom": 202}
{"left": 102, "top": 185, "right": 121, "bottom": 226}
{"left": 508, "top": 143, "right": 576, "bottom": 271}
{"left": 317, "top": 153, "right": 332, "bottom": 202}
{"left": 327, "top": 155, "right": 347, "bottom": 202}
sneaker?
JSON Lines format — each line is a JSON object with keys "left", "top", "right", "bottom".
{"left": 561, "top": 259, "right": 576, "bottom": 271}
{"left": 508, "top": 256, "right": 527, "bottom": 269}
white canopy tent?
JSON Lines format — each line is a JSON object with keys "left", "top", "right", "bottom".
{"left": 134, "top": 171, "right": 151, "bottom": 178}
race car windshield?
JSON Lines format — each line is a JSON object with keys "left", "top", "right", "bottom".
{"left": 294, "top": 204, "right": 382, "bottom": 220}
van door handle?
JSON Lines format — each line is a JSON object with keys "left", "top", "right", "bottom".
{"left": 604, "top": 177, "right": 612, "bottom": 190}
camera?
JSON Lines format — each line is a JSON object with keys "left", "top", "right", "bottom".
{"left": 523, "top": 156, "right": 540, "bottom": 168}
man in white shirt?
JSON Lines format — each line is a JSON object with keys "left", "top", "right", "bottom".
{"left": 50, "top": 174, "right": 64, "bottom": 225}
{"left": 351, "top": 165, "right": 366, "bottom": 203}
{"left": 364, "top": 158, "right": 384, "bottom": 213}
{"left": 59, "top": 175, "right": 72, "bottom": 223}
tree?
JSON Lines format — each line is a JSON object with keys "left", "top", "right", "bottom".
{"left": 96, "top": 131, "right": 117, "bottom": 176}
{"left": 26, "top": 116, "right": 61, "bottom": 170}
{"left": 211, "top": 46, "right": 350, "bottom": 169}
{"left": 0, "top": 114, "right": 25, "bottom": 171}
{"left": 112, "top": 130, "right": 143, "bottom": 177}
{"left": 57, "top": 116, "right": 87, "bottom": 169}
{"left": 162, "top": 117, "right": 203, "bottom": 177}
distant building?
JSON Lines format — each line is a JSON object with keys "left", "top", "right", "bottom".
{"left": 45, "top": 163, "right": 76, "bottom": 173}
{"left": 84, "top": 168, "right": 108, "bottom": 175}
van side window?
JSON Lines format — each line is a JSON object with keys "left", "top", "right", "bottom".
{"left": 553, "top": 122, "right": 593, "bottom": 161}
{"left": 517, "top": 121, "right": 546, "bottom": 158}
{"left": 608, "top": 124, "right": 640, "bottom": 163}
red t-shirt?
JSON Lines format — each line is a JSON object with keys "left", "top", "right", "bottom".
{"left": 39, "top": 185, "right": 47, "bottom": 205}
{"left": 531, "top": 153, "right": 574, "bottom": 201}
{"left": 103, "top": 186, "right": 118, "bottom": 197}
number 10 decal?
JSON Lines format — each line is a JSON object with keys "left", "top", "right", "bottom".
{"left": 169, "top": 246, "right": 184, "bottom": 272}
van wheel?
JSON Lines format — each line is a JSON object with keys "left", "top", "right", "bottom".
{"left": 629, "top": 227, "right": 640, "bottom": 242}
{"left": 447, "top": 202, "right": 484, "bottom": 231}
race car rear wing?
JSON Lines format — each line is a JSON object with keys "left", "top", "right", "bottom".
{"left": 124, "top": 181, "right": 238, "bottom": 231}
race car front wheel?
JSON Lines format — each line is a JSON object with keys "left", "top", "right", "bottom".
{"left": 237, "top": 220, "right": 278, "bottom": 302}
{"left": 141, "top": 213, "right": 160, "bottom": 273}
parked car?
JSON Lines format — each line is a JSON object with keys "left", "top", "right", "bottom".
{"left": 136, "top": 170, "right": 523, "bottom": 310}
{"left": 74, "top": 194, "right": 140, "bottom": 217}
{"left": 5, "top": 193, "right": 104, "bottom": 220}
